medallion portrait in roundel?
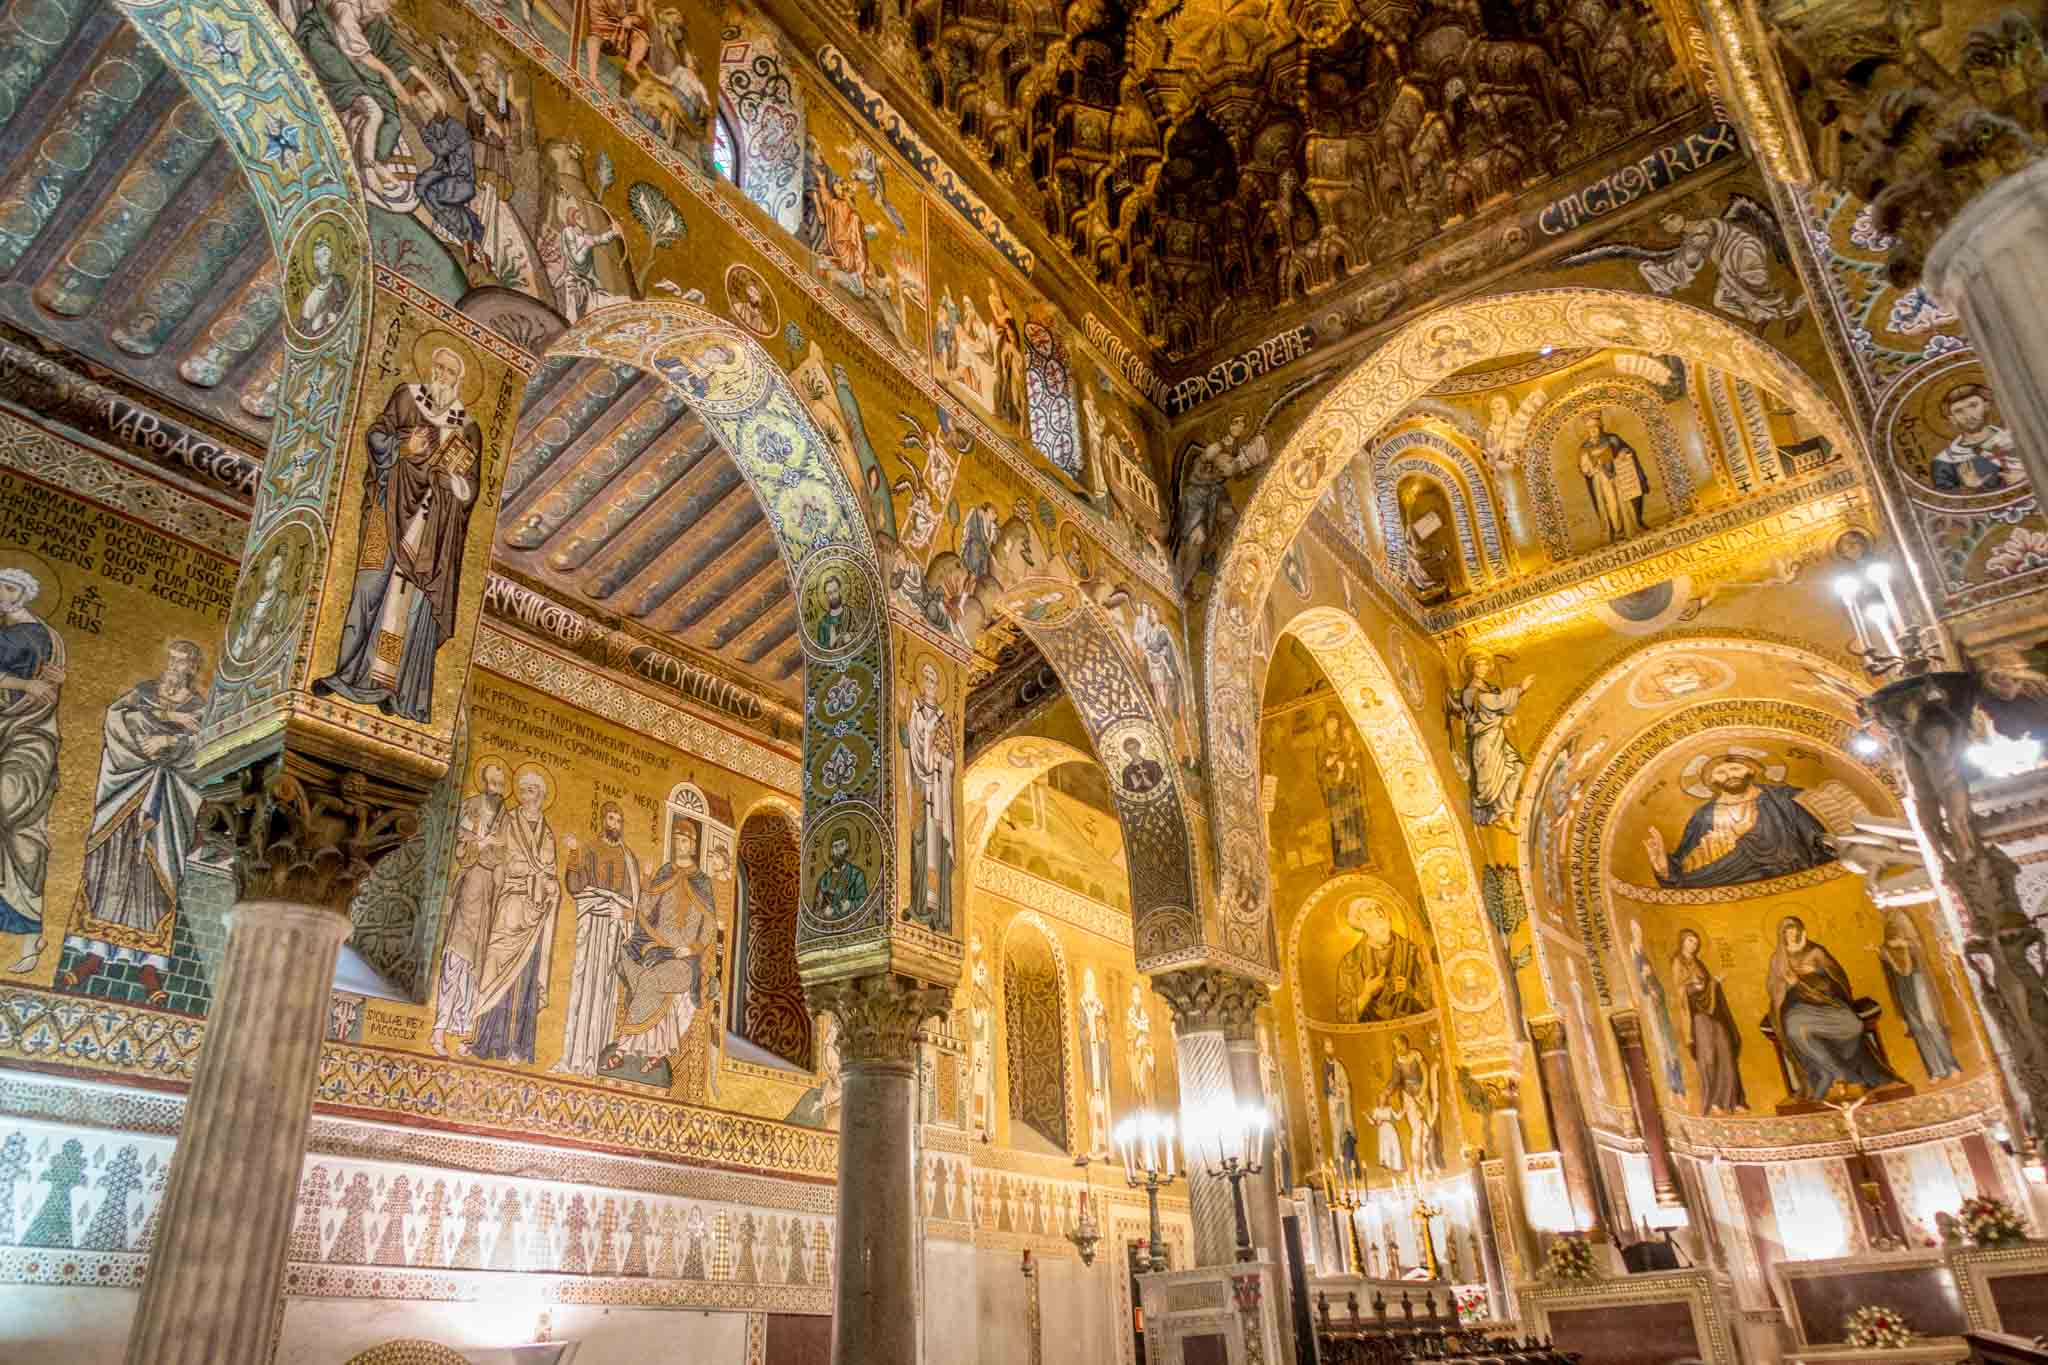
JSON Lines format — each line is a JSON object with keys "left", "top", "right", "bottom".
{"left": 1885, "top": 353, "right": 2025, "bottom": 508}
{"left": 283, "top": 210, "right": 360, "bottom": 346}
{"left": 806, "top": 810, "right": 883, "bottom": 930}
{"left": 797, "top": 553, "right": 876, "bottom": 658}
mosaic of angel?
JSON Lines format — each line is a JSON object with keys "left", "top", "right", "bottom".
{"left": 1558, "top": 193, "right": 1805, "bottom": 334}
{"left": 1445, "top": 653, "right": 1531, "bottom": 829}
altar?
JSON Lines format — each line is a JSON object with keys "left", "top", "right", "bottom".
{"left": 1135, "top": 1262, "right": 1288, "bottom": 1365}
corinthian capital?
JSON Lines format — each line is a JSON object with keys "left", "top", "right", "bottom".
{"left": 1609, "top": 1007, "right": 1645, "bottom": 1050}
{"left": 1151, "top": 966, "right": 1269, "bottom": 1039}
{"left": 1527, "top": 1016, "right": 1568, "bottom": 1053}
{"left": 807, "top": 973, "right": 952, "bottom": 1066}
{"left": 200, "top": 751, "right": 425, "bottom": 910}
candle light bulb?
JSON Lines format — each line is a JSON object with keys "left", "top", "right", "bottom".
{"left": 1866, "top": 560, "right": 1907, "bottom": 634}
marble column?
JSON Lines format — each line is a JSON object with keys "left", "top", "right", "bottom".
{"left": 1153, "top": 965, "right": 1295, "bottom": 1365}
{"left": 1926, "top": 158, "right": 2048, "bottom": 498}
{"left": 808, "top": 972, "right": 951, "bottom": 1365}
{"left": 1609, "top": 1009, "right": 1683, "bottom": 1213}
{"left": 1528, "top": 1017, "right": 1610, "bottom": 1236}
{"left": 126, "top": 754, "right": 421, "bottom": 1365}
{"left": 1466, "top": 1165, "right": 1507, "bottom": 1319}
{"left": 1151, "top": 967, "right": 1271, "bottom": 1267}
{"left": 1467, "top": 1066, "right": 1539, "bottom": 1290}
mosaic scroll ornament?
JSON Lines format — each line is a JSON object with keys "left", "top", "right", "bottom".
{"left": 1199, "top": 289, "right": 1859, "bottom": 982}
{"left": 1014, "top": 600, "right": 1201, "bottom": 966}
{"left": 1278, "top": 607, "right": 1511, "bottom": 1060}
{"left": 107, "top": 0, "right": 374, "bottom": 750}
{"left": 548, "top": 304, "right": 893, "bottom": 953}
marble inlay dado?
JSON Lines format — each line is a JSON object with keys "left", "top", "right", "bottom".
{"left": 0, "top": 1111, "right": 832, "bottom": 1313}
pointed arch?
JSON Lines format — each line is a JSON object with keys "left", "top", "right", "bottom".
{"left": 103, "top": 0, "right": 381, "bottom": 758}
{"left": 960, "top": 735, "right": 1098, "bottom": 868}
{"left": 1000, "top": 596, "right": 1210, "bottom": 973}
{"left": 544, "top": 303, "right": 897, "bottom": 970}
{"left": 1200, "top": 289, "right": 1864, "bottom": 976}
{"left": 1274, "top": 606, "right": 1514, "bottom": 1065}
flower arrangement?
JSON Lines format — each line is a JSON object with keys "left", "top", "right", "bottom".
{"left": 1961, "top": 1195, "right": 2029, "bottom": 1247}
{"left": 1453, "top": 1285, "right": 1491, "bottom": 1324}
{"left": 1843, "top": 1304, "right": 1913, "bottom": 1349}
{"left": 1546, "top": 1234, "right": 1596, "bottom": 1281}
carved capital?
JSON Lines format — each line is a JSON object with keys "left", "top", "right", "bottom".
{"left": 1609, "top": 1007, "right": 1645, "bottom": 1050}
{"left": 1150, "top": 967, "right": 1269, "bottom": 1039}
{"left": 1468, "top": 1067, "right": 1520, "bottom": 1112}
{"left": 1527, "top": 1016, "right": 1568, "bottom": 1053}
{"left": 807, "top": 973, "right": 951, "bottom": 1067}
{"left": 199, "top": 751, "right": 425, "bottom": 911}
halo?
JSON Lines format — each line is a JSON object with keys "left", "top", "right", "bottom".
{"left": 510, "top": 761, "right": 555, "bottom": 811}
{"left": 1679, "top": 745, "right": 1781, "bottom": 799}
{"left": 1881, "top": 905, "right": 1927, "bottom": 950}
{"left": 0, "top": 548, "right": 63, "bottom": 623}
{"left": 470, "top": 751, "right": 512, "bottom": 792}
{"left": 907, "top": 651, "right": 948, "bottom": 695}
{"left": 1923, "top": 378, "right": 1996, "bottom": 443}
{"left": 411, "top": 330, "right": 483, "bottom": 409}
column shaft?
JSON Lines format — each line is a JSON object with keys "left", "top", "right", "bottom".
{"left": 1224, "top": 1036, "right": 1286, "bottom": 1263}
{"left": 1484, "top": 1102, "right": 1539, "bottom": 1287}
{"left": 1172, "top": 1025, "right": 1240, "bottom": 1267}
{"left": 835, "top": 1057, "right": 920, "bottom": 1363}
{"left": 125, "top": 901, "right": 348, "bottom": 1365}
{"left": 809, "top": 972, "right": 949, "bottom": 1365}
{"left": 1529, "top": 1019, "right": 1610, "bottom": 1235}
{"left": 1610, "top": 1009, "right": 1683, "bottom": 1214}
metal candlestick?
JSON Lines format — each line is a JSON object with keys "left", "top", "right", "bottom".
{"left": 1192, "top": 1102, "right": 1269, "bottom": 1264}
{"left": 1114, "top": 1112, "right": 1181, "bottom": 1274}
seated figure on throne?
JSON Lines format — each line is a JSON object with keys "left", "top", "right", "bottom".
{"left": 1766, "top": 916, "right": 1900, "bottom": 1103}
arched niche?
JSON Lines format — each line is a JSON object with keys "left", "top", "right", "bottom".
{"left": 1200, "top": 289, "right": 1866, "bottom": 985}
{"left": 1000, "top": 912, "right": 1074, "bottom": 1154}
{"left": 1516, "top": 635, "right": 1995, "bottom": 1140}
{"left": 1268, "top": 606, "right": 1512, "bottom": 1068}
{"left": 730, "top": 803, "right": 809, "bottom": 1069}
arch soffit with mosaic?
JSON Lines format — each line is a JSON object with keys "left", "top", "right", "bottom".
{"left": 1372, "top": 426, "right": 1508, "bottom": 582}
{"left": 1276, "top": 606, "right": 1513, "bottom": 1068}
{"left": 960, "top": 735, "right": 1101, "bottom": 869}
{"left": 1200, "top": 288, "right": 1862, "bottom": 975}
{"left": 549, "top": 303, "right": 902, "bottom": 972}
{"left": 1001, "top": 597, "right": 1208, "bottom": 980}
{"left": 109, "top": 0, "right": 379, "bottom": 765}
{"left": 1283, "top": 870, "right": 1446, "bottom": 1176}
